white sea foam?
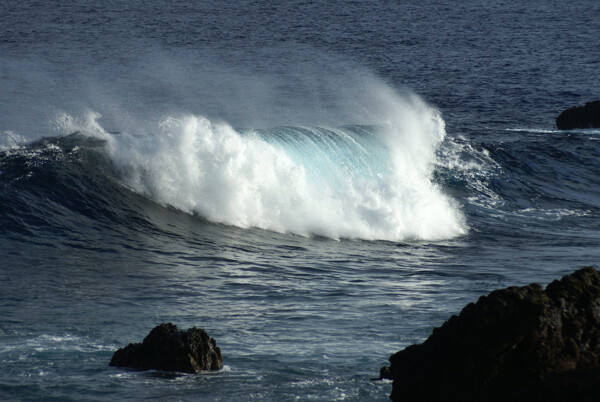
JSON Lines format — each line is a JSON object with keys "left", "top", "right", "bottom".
{"left": 507, "top": 127, "right": 600, "bottom": 135}
{"left": 513, "top": 208, "right": 591, "bottom": 221}
{"left": 0, "top": 333, "right": 113, "bottom": 354}
{"left": 60, "top": 84, "right": 466, "bottom": 241}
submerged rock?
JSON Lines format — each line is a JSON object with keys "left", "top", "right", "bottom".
{"left": 385, "top": 267, "right": 600, "bottom": 401}
{"left": 110, "top": 323, "right": 222, "bottom": 373}
{"left": 556, "top": 101, "right": 600, "bottom": 129}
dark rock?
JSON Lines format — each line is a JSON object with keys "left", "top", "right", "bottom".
{"left": 556, "top": 101, "right": 600, "bottom": 130}
{"left": 110, "top": 323, "right": 222, "bottom": 373}
{"left": 379, "top": 365, "right": 393, "bottom": 380}
{"left": 385, "top": 267, "right": 600, "bottom": 402}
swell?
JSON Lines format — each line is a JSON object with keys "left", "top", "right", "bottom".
{"left": 1, "top": 103, "right": 468, "bottom": 242}
{"left": 0, "top": 134, "right": 163, "bottom": 243}
{"left": 484, "top": 133, "right": 600, "bottom": 210}
{"left": 435, "top": 130, "right": 600, "bottom": 229}
{"left": 3, "top": 123, "right": 598, "bottom": 245}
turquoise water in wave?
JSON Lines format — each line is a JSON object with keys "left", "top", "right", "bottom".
{"left": 1, "top": 0, "right": 600, "bottom": 400}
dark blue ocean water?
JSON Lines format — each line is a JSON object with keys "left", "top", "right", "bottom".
{"left": 1, "top": 1, "right": 600, "bottom": 400}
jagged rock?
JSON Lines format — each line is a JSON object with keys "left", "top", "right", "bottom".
{"left": 556, "top": 101, "right": 600, "bottom": 130}
{"left": 385, "top": 267, "right": 600, "bottom": 402}
{"left": 110, "top": 323, "right": 222, "bottom": 373}
{"left": 379, "top": 365, "right": 393, "bottom": 380}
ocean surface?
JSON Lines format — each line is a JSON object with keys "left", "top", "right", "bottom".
{"left": 1, "top": 0, "right": 600, "bottom": 400}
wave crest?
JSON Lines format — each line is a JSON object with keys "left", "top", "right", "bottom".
{"left": 63, "top": 92, "right": 466, "bottom": 241}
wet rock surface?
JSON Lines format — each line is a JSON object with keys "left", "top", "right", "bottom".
{"left": 110, "top": 323, "right": 222, "bottom": 373}
{"left": 385, "top": 267, "right": 600, "bottom": 401}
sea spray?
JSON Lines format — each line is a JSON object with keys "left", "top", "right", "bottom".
{"left": 0, "top": 131, "right": 25, "bottom": 150}
{"left": 57, "top": 91, "right": 466, "bottom": 241}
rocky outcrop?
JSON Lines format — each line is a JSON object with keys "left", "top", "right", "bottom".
{"left": 556, "top": 101, "right": 600, "bottom": 130}
{"left": 110, "top": 323, "right": 222, "bottom": 373}
{"left": 384, "top": 267, "right": 600, "bottom": 402}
